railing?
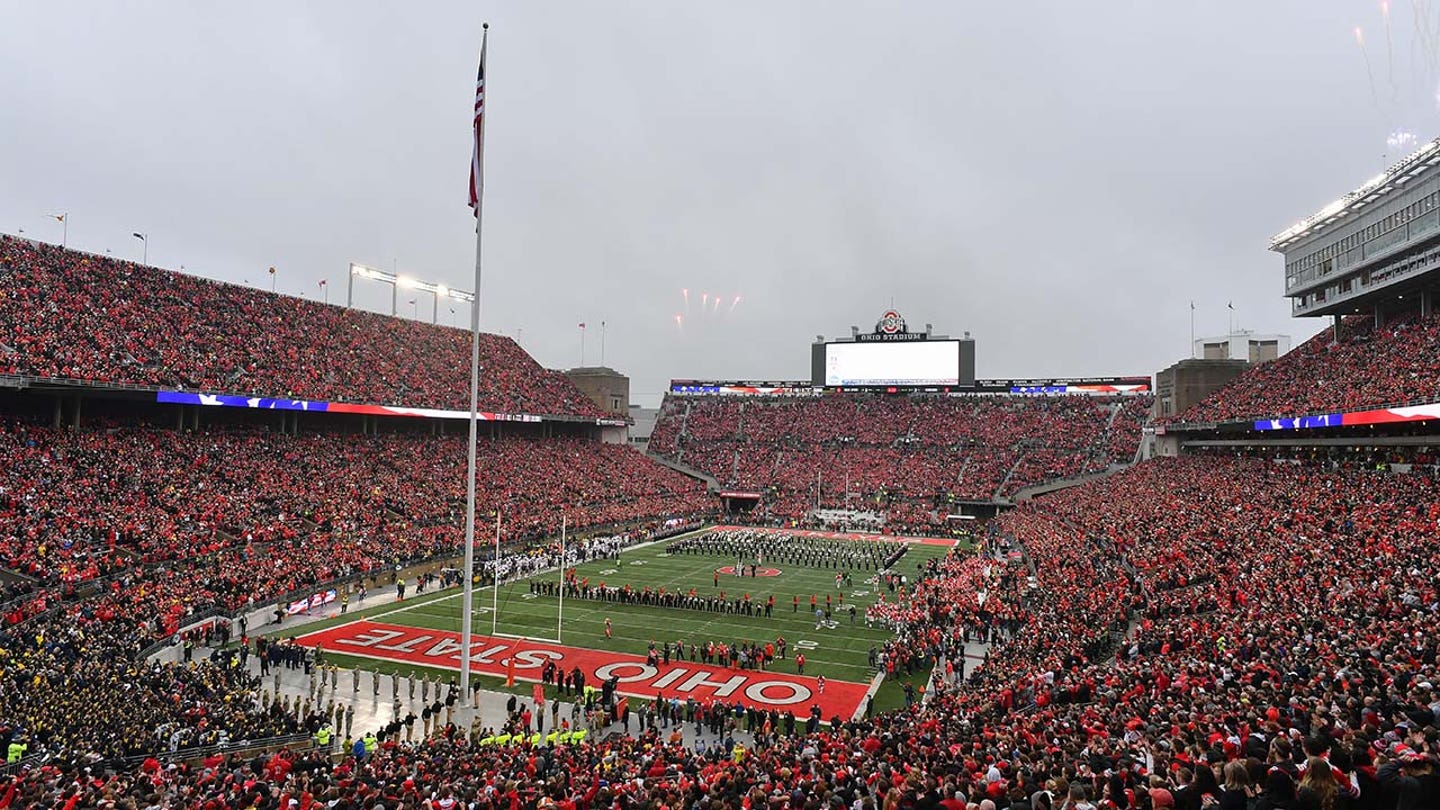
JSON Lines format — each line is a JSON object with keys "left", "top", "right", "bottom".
{"left": 108, "top": 732, "right": 313, "bottom": 772}
{"left": 0, "top": 753, "right": 45, "bottom": 777}
{"left": 0, "top": 373, "right": 163, "bottom": 394}
{"left": 137, "top": 607, "right": 232, "bottom": 660}
{"left": 0, "top": 586, "right": 52, "bottom": 618}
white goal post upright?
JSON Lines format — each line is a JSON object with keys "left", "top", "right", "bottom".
{"left": 487, "top": 510, "right": 564, "bottom": 647}
{"left": 557, "top": 513, "right": 566, "bottom": 645}
{"left": 491, "top": 510, "right": 501, "bottom": 636}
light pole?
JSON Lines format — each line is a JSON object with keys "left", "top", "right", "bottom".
{"left": 132, "top": 232, "right": 147, "bottom": 264}
{"left": 348, "top": 263, "right": 475, "bottom": 323}
{"left": 431, "top": 285, "right": 447, "bottom": 324}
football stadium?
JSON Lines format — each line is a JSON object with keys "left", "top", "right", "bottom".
{"left": 1, "top": 3, "right": 1439, "bottom": 809}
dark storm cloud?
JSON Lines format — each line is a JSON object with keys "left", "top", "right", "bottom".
{"left": 0, "top": 2, "right": 1406, "bottom": 404}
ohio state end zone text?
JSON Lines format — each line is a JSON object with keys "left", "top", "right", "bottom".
{"left": 297, "top": 620, "right": 869, "bottom": 718}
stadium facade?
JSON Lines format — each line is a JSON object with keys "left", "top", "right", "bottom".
{"left": 1273, "top": 137, "right": 1440, "bottom": 322}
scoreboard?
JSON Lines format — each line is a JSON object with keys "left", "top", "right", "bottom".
{"left": 669, "top": 307, "right": 1147, "bottom": 396}
{"left": 821, "top": 340, "right": 962, "bottom": 387}
{"left": 809, "top": 308, "right": 976, "bottom": 389}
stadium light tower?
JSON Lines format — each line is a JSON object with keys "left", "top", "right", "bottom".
{"left": 347, "top": 262, "right": 475, "bottom": 323}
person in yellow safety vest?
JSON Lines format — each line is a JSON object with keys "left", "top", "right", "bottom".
{"left": 363, "top": 732, "right": 379, "bottom": 756}
{"left": 313, "top": 724, "right": 333, "bottom": 749}
{"left": 732, "top": 742, "right": 745, "bottom": 763}
{"left": 6, "top": 738, "right": 26, "bottom": 762}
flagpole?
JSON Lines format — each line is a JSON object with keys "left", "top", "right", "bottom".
{"left": 1189, "top": 301, "right": 1195, "bottom": 358}
{"left": 459, "top": 23, "right": 488, "bottom": 707}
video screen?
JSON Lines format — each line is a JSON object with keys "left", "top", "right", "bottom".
{"left": 823, "top": 341, "right": 960, "bottom": 387}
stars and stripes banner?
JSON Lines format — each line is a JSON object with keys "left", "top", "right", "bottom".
{"left": 153, "top": 390, "right": 629, "bottom": 427}
{"left": 468, "top": 30, "right": 487, "bottom": 216}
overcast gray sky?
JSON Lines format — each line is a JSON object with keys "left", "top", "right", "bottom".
{"left": 3, "top": 2, "right": 1432, "bottom": 406}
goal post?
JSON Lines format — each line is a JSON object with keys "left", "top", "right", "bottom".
{"left": 480, "top": 509, "right": 565, "bottom": 646}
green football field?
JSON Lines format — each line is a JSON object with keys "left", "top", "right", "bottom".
{"left": 301, "top": 528, "right": 963, "bottom": 712}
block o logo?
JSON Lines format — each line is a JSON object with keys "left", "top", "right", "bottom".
{"left": 876, "top": 309, "right": 906, "bottom": 335}
{"left": 715, "top": 565, "right": 782, "bottom": 577}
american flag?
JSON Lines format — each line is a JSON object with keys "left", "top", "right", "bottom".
{"left": 468, "top": 29, "right": 487, "bottom": 216}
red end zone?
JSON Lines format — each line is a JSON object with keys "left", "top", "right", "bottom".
{"left": 296, "top": 621, "right": 869, "bottom": 718}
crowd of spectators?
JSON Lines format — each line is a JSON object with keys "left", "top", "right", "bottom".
{"left": 0, "top": 236, "right": 606, "bottom": 417}
{"left": 1175, "top": 311, "right": 1440, "bottom": 424}
{"left": 653, "top": 393, "right": 1150, "bottom": 520}
{"left": 3, "top": 232, "right": 1439, "bottom": 807}
{"left": 0, "top": 422, "right": 708, "bottom": 588}
{"left": 7, "top": 451, "right": 1437, "bottom": 808}
{"left": 0, "top": 419, "right": 709, "bottom": 770}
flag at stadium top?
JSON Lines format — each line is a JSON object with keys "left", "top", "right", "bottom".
{"left": 467, "top": 29, "right": 487, "bottom": 216}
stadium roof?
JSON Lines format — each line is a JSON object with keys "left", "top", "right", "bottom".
{"left": 566, "top": 366, "right": 626, "bottom": 377}
{"left": 1269, "top": 136, "right": 1440, "bottom": 252}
